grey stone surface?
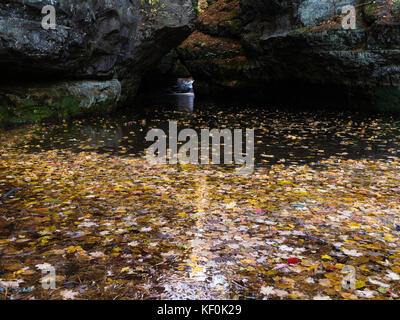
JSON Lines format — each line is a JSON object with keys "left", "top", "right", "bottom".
{"left": 178, "top": 0, "right": 399, "bottom": 109}
{"left": 0, "top": 0, "right": 196, "bottom": 118}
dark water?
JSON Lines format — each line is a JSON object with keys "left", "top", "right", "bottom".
{"left": 20, "top": 92, "right": 400, "bottom": 166}
{"left": 3, "top": 90, "right": 400, "bottom": 300}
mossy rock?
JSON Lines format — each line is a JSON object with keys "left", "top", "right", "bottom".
{"left": 290, "top": 27, "right": 311, "bottom": 37}
{"left": 0, "top": 80, "right": 121, "bottom": 125}
{"left": 171, "top": 59, "right": 192, "bottom": 78}
{"left": 391, "top": 1, "right": 400, "bottom": 19}
{"left": 348, "top": 86, "right": 400, "bottom": 113}
{"left": 371, "top": 87, "right": 400, "bottom": 112}
{"left": 363, "top": 2, "right": 380, "bottom": 25}
{"left": 0, "top": 96, "right": 82, "bottom": 125}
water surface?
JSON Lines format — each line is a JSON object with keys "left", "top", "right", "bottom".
{"left": 19, "top": 96, "right": 400, "bottom": 166}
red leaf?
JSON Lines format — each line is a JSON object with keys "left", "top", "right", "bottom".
{"left": 287, "top": 258, "right": 299, "bottom": 264}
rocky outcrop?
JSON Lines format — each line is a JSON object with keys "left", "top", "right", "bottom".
{"left": 0, "top": 80, "right": 122, "bottom": 124}
{"left": 0, "top": 0, "right": 195, "bottom": 124}
{"left": 177, "top": 0, "right": 400, "bottom": 110}
{"left": 151, "top": 0, "right": 249, "bottom": 95}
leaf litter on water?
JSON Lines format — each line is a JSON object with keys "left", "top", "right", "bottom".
{"left": 0, "top": 105, "right": 400, "bottom": 300}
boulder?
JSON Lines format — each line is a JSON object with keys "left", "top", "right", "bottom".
{"left": 0, "top": 0, "right": 195, "bottom": 123}
{"left": 177, "top": 0, "right": 400, "bottom": 110}
{"left": 0, "top": 79, "right": 122, "bottom": 124}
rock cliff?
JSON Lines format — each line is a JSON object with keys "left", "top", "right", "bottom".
{"left": 0, "top": 0, "right": 195, "bottom": 124}
{"left": 176, "top": 0, "right": 400, "bottom": 110}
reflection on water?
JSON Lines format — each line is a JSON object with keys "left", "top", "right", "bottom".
{"left": 167, "top": 93, "right": 194, "bottom": 112}
{"left": 14, "top": 76, "right": 400, "bottom": 167}
{"left": 141, "top": 77, "right": 195, "bottom": 112}
{"left": 21, "top": 100, "right": 400, "bottom": 167}
{"left": 159, "top": 172, "right": 231, "bottom": 299}
{"left": 3, "top": 90, "right": 400, "bottom": 300}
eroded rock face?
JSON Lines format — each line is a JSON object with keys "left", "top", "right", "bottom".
{"left": 0, "top": 80, "right": 122, "bottom": 124}
{"left": 177, "top": 0, "right": 400, "bottom": 110}
{"left": 240, "top": 0, "right": 399, "bottom": 84}
{"left": 0, "top": 0, "right": 195, "bottom": 123}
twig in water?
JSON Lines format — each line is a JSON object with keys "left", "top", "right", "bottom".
{"left": 1, "top": 188, "right": 20, "bottom": 202}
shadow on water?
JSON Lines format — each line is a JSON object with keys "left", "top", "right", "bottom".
{"left": 12, "top": 77, "right": 400, "bottom": 167}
